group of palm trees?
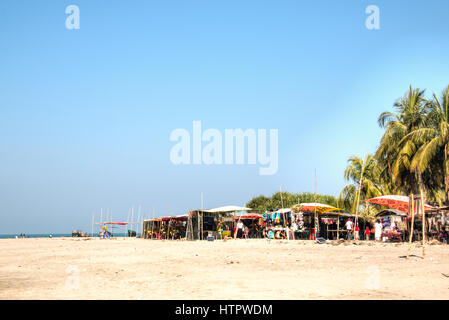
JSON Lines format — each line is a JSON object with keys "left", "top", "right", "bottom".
{"left": 338, "top": 85, "right": 449, "bottom": 218}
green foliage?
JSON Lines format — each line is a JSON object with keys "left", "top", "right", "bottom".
{"left": 338, "top": 154, "right": 384, "bottom": 218}
{"left": 246, "top": 192, "right": 337, "bottom": 212}
{"left": 375, "top": 85, "right": 449, "bottom": 205}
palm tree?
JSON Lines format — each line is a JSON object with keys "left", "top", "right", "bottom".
{"left": 375, "top": 85, "right": 430, "bottom": 197}
{"left": 405, "top": 85, "right": 449, "bottom": 204}
{"left": 338, "top": 155, "right": 384, "bottom": 223}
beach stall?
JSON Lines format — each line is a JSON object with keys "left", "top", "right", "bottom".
{"left": 364, "top": 195, "right": 435, "bottom": 243}
{"left": 186, "top": 205, "right": 251, "bottom": 240}
{"left": 234, "top": 212, "right": 263, "bottom": 238}
{"left": 142, "top": 218, "right": 163, "bottom": 239}
{"left": 315, "top": 212, "right": 354, "bottom": 240}
{"left": 166, "top": 214, "right": 189, "bottom": 240}
{"left": 417, "top": 206, "right": 449, "bottom": 242}
{"left": 374, "top": 209, "right": 407, "bottom": 242}
{"left": 262, "top": 208, "right": 293, "bottom": 239}
{"left": 291, "top": 203, "right": 342, "bottom": 240}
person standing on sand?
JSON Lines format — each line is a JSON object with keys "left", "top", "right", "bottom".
{"left": 365, "top": 226, "right": 370, "bottom": 240}
{"left": 375, "top": 220, "right": 382, "bottom": 241}
{"left": 345, "top": 219, "right": 353, "bottom": 240}
{"left": 237, "top": 220, "right": 244, "bottom": 238}
{"left": 290, "top": 220, "right": 298, "bottom": 240}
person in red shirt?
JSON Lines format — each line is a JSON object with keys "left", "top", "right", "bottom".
{"left": 365, "top": 226, "right": 371, "bottom": 240}
{"left": 354, "top": 224, "right": 360, "bottom": 240}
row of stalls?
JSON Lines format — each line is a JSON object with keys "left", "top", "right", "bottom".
{"left": 141, "top": 196, "right": 449, "bottom": 243}
{"left": 141, "top": 204, "right": 366, "bottom": 241}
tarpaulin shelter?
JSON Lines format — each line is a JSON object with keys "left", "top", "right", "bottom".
{"left": 363, "top": 195, "right": 434, "bottom": 213}
{"left": 234, "top": 212, "right": 262, "bottom": 219}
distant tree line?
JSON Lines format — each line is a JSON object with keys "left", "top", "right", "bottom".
{"left": 246, "top": 192, "right": 337, "bottom": 212}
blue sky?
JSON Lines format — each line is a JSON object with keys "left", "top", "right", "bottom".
{"left": 1, "top": 0, "right": 449, "bottom": 234}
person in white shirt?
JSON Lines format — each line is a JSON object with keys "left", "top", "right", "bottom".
{"left": 345, "top": 219, "right": 354, "bottom": 240}
{"left": 375, "top": 220, "right": 383, "bottom": 241}
{"left": 237, "top": 221, "right": 244, "bottom": 238}
{"left": 290, "top": 221, "right": 298, "bottom": 240}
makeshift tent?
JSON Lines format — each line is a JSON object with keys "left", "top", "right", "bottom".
{"left": 364, "top": 195, "right": 434, "bottom": 213}
{"left": 234, "top": 212, "right": 262, "bottom": 219}
{"left": 186, "top": 205, "right": 250, "bottom": 240}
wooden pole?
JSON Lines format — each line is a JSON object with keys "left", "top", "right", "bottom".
{"left": 280, "top": 186, "right": 286, "bottom": 228}
{"left": 314, "top": 168, "right": 318, "bottom": 239}
{"left": 420, "top": 188, "right": 426, "bottom": 257}
{"left": 131, "top": 207, "right": 134, "bottom": 235}
{"left": 91, "top": 213, "right": 94, "bottom": 238}
{"left": 137, "top": 206, "right": 141, "bottom": 237}
{"left": 407, "top": 194, "right": 415, "bottom": 258}
{"left": 337, "top": 214, "right": 340, "bottom": 240}
{"left": 167, "top": 219, "right": 171, "bottom": 240}
{"left": 151, "top": 219, "right": 154, "bottom": 240}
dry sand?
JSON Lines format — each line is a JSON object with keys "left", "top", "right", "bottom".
{"left": 0, "top": 237, "right": 448, "bottom": 300}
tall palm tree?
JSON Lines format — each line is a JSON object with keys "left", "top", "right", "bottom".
{"left": 338, "top": 155, "right": 384, "bottom": 222}
{"left": 375, "top": 85, "right": 430, "bottom": 196}
{"left": 406, "top": 85, "right": 449, "bottom": 204}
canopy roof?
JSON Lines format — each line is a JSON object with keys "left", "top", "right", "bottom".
{"left": 234, "top": 212, "right": 262, "bottom": 219}
{"left": 101, "top": 221, "right": 128, "bottom": 225}
{"left": 293, "top": 203, "right": 341, "bottom": 214}
{"left": 274, "top": 208, "right": 292, "bottom": 214}
{"left": 202, "top": 205, "right": 252, "bottom": 213}
{"left": 364, "top": 195, "right": 434, "bottom": 213}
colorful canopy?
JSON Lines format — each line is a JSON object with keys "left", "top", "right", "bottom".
{"left": 294, "top": 203, "right": 341, "bottom": 214}
{"left": 364, "top": 195, "right": 434, "bottom": 213}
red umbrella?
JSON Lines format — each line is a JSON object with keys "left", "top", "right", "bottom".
{"left": 364, "top": 195, "right": 434, "bottom": 213}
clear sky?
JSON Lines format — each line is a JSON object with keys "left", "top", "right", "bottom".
{"left": 1, "top": 0, "right": 449, "bottom": 234}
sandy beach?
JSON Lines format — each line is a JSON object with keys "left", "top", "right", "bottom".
{"left": 0, "top": 238, "right": 448, "bottom": 300}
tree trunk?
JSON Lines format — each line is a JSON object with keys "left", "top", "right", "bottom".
{"left": 444, "top": 143, "right": 449, "bottom": 205}
{"left": 417, "top": 170, "right": 427, "bottom": 203}
{"left": 445, "top": 175, "right": 449, "bottom": 205}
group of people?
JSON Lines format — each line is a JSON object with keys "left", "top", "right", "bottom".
{"left": 344, "top": 218, "right": 384, "bottom": 241}
{"left": 234, "top": 220, "right": 259, "bottom": 238}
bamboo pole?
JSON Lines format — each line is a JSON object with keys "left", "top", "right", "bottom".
{"left": 337, "top": 214, "right": 340, "bottom": 240}
{"left": 137, "top": 206, "right": 141, "bottom": 237}
{"left": 131, "top": 207, "right": 134, "bottom": 235}
{"left": 420, "top": 188, "right": 426, "bottom": 257}
{"left": 91, "top": 213, "right": 94, "bottom": 238}
{"left": 152, "top": 207, "right": 155, "bottom": 239}
{"left": 407, "top": 194, "right": 415, "bottom": 258}
{"left": 314, "top": 168, "right": 318, "bottom": 240}
{"left": 201, "top": 193, "right": 204, "bottom": 240}
{"left": 167, "top": 219, "right": 171, "bottom": 240}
